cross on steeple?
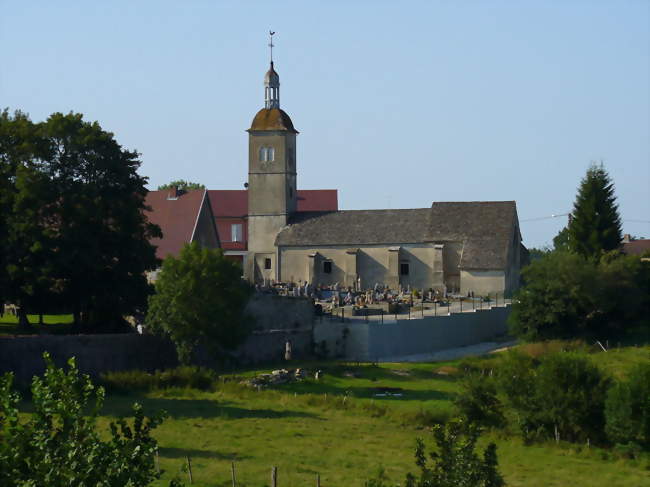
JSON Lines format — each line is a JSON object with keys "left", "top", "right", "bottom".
{"left": 268, "top": 31, "right": 275, "bottom": 63}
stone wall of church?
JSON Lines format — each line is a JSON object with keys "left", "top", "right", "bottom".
{"left": 279, "top": 243, "right": 450, "bottom": 290}
{"left": 459, "top": 270, "right": 506, "bottom": 296}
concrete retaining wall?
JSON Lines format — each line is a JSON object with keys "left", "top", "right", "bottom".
{"left": 313, "top": 306, "right": 510, "bottom": 361}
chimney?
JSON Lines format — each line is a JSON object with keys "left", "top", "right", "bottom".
{"left": 167, "top": 185, "right": 178, "bottom": 200}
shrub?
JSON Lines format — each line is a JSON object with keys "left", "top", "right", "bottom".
{"left": 605, "top": 362, "right": 650, "bottom": 449}
{"left": 101, "top": 366, "right": 218, "bottom": 393}
{"left": 403, "top": 419, "right": 504, "bottom": 487}
{"left": 0, "top": 353, "right": 177, "bottom": 486}
{"left": 454, "top": 374, "right": 504, "bottom": 428}
{"left": 497, "top": 351, "right": 609, "bottom": 443}
{"left": 534, "top": 352, "right": 609, "bottom": 443}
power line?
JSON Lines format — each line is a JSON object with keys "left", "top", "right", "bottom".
{"left": 520, "top": 213, "right": 569, "bottom": 223}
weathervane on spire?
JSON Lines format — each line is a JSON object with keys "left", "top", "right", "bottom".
{"left": 268, "top": 30, "right": 275, "bottom": 64}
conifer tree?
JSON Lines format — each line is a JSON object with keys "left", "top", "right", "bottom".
{"left": 568, "top": 163, "right": 622, "bottom": 259}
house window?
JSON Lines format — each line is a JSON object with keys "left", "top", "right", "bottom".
{"left": 264, "top": 258, "right": 272, "bottom": 270}
{"left": 231, "top": 223, "right": 243, "bottom": 242}
{"left": 323, "top": 261, "right": 332, "bottom": 274}
{"left": 400, "top": 263, "right": 410, "bottom": 275}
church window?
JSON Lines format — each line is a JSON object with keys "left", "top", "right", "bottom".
{"left": 400, "top": 263, "right": 410, "bottom": 275}
{"left": 264, "top": 258, "right": 272, "bottom": 270}
{"left": 323, "top": 261, "right": 332, "bottom": 274}
{"left": 231, "top": 223, "right": 243, "bottom": 242}
{"left": 258, "top": 146, "right": 275, "bottom": 163}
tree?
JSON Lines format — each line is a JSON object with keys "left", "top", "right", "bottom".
{"left": 0, "top": 111, "right": 162, "bottom": 331}
{"left": 146, "top": 242, "right": 253, "bottom": 364}
{"left": 404, "top": 420, "right": 504, "bottom": 487}
{"left": 0, "top": 353, "right": 178, "bottom": 486}
{"left": 552, "top": 226, "right": 570, "bottom": 251}
{"left": 0, "top": 110, "right": 53, "bottom": 328}
{"left": 157, "top": 180, "right": 205, "bottom": 191}
{"left": 509, "top": 252, "right": 599, "bottom": 340}
{"left": 568, "top": 163, "right": 622, "bottom": 259}
{"left": 509, "top": 251, "right": 649, "bottom": 341}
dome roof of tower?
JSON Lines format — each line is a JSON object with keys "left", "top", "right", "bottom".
{"left": 248, "top": 108, "right": 298, "bottom": 133}
{"left": 264, "top": 63, "right": 280, "bottom": 85}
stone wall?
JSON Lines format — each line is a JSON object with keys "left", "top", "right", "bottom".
{"left": 245, "top": 294, "right": 314, "bottom": 331}
{"left": 313, "top": 306, "right": 510, "bottom": 361}
{"left": 0, "top": 333, "right": 178, "bottom": 387}
{"left": 0, "top": 296, "right": 315, "bottom": 386}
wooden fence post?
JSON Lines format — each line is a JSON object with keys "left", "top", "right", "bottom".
{"left": 231, "top": 461, "right": 236, "bottom": 487}
{"left": 186, "top": 456, "right": 193, "bottom": 484}
{"left": 316, "top": 472, "right": 321, "bottom": 486}
{"left": 155, "top": 448, "right": 160, "bottom": 475}
{"left": 271, "top": 466, "right": 278, "bottom": 487}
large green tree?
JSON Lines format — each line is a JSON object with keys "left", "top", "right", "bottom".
{"left": 568, "top": 163, "right": 622, "bottom": 259}
{"left": 157, "top": 180, "right": 205, "bottom": 191}
{"left": 509, "top": 251, "right": 649, "bottom": 341}
{"left": 146, "top": 243, "right": 252, "bottom": 364}
{"left": 0, "top": 110, "right": 56, "bottom": 328}
{"left": 0, "top": 110, "right": 161, "bottom": 331}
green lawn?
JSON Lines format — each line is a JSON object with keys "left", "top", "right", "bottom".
{"left": 92, "top": 346, "right": 649, "bottom": 487}
{"left": 0, "top": 314, "right": 73, "bottom": 335}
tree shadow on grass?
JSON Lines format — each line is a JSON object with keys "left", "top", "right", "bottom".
{"left": 277, "top": 381, "right": 453, "bottom": 402}
{"left": 103, "top": 396, "right": 322, "bottom": 421}
{"left": 158, "top": 446, "right": 252, "bottom": 461}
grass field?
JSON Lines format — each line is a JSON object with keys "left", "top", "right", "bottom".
{"left": 92, "top": 345, "right": 650, "bottom": 487}
{"left": 0, "top": 314, "right": 73, "bottom": 335}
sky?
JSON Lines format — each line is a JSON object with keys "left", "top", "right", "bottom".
{"left": 1, "top": 1, "right": 648, "bottom": 248}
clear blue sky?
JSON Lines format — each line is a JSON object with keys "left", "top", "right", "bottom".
{"left": 2, "top": 1, "right": 648, "bottom": 248}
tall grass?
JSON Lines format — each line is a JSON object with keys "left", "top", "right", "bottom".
{"left": 100, "top": 366, "right": 218, "bottom": 393}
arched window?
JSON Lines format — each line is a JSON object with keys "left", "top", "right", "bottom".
{"left": 259, "top": 146, "right": 266, "bottom": 162}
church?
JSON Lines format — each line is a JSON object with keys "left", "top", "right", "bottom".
{"left": 243, "top": 55, "right": 525, "bottom": 296}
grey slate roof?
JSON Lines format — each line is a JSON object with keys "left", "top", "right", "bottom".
{"left": 428, "top": 202, "right": 517, "bottom": 270}
{"left": 277, "top": 209, "right": 431, "bottom": 246}
{"left": 275, "top": 201, "right": 518, "bottom": 270}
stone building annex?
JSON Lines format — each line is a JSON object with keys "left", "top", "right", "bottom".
{"left": 243, "top": 48, "right": 526, "bottom": 296}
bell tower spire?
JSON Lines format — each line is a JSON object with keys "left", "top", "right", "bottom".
{"left": 264, "top": 31, "right": 280, "bottom": 109}
{"left": 245, "top": 31, "right": 298, "bottom": 284}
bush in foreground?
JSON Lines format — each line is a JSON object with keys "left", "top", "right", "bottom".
{"left": 0, "top": 353, "right": 182, "bottom": 486}
{"left": 605, "top": 362, "right": 650, "bottom": 451}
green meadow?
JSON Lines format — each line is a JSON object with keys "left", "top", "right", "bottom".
{"left": 93, "top": 344, "right": 650, "bottom": 487}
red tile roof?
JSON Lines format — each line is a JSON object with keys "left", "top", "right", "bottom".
{"left": 207, "top": 189, "right": 338, "bottom": 217}
{"left": 622, "top": 239, "right": 650, "bottom": 256}
{"left": 144, "top": 189, "right": 207, "bottom": 259}
{"left": 296, "top": 190, "right": 338, "bottom": 212}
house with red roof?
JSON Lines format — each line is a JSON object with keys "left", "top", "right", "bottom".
{"left": 208, "top": 189, "right": 337, "bottom": 265}
{"left": 144, "top": 187, "right": 220, "bottom": 269}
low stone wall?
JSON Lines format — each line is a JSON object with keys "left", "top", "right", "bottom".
{"left": 313, "top": 306, "right": 510, "bottom": 361}
{"left": 0, "top": 333, "right": 178, "bottom": 387}
{"left": 0, "top": 327, "right": 314, "bottom": 387}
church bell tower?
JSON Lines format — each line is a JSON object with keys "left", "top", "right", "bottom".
{"left": 245, "top": 32, "right": 298, "bottom": 283}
